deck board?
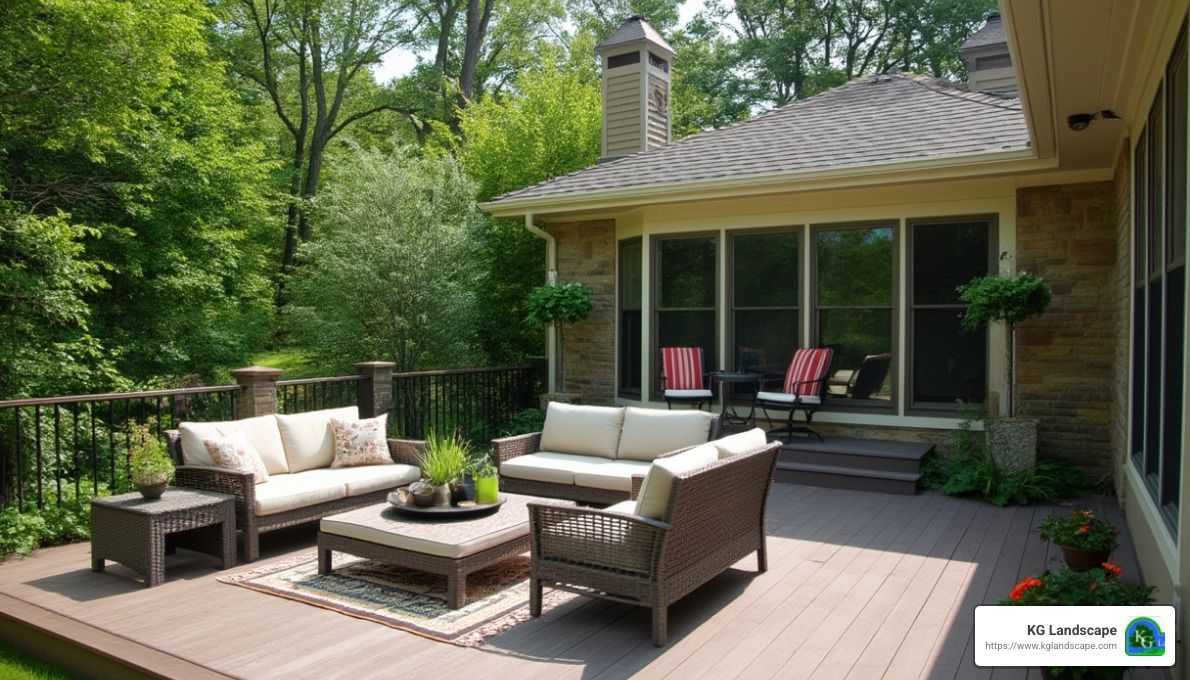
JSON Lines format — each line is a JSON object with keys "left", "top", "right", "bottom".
{"left": 0, "top": 487, "right": 1163, "bottom": 680}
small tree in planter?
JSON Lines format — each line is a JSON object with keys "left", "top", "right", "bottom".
{"left": 958, "top": 268, "right": 1052, "bottom": 472}
{"left": 525, "top": 281, "right": 594, "bottom": 397}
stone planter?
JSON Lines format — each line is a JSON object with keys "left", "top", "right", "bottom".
{"left": 986, "top": 417, "right": 1037, "bottom": 474}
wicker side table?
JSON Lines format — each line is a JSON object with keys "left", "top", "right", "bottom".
{"left": 90, "top": 488, "right": 236, "bottom": 587}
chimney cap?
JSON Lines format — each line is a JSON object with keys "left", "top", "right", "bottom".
{"left": 595, "top": 15, "right": 675, "bottom": 56}
{"left": 959, "top": 12, "right": 1006, "bottom": 53}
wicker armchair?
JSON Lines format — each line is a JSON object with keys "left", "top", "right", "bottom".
{"left": 527, "top": 441, "right": 781, "bottom": 646}
{"left": 168, "top": 435, "right": 424, "bottom": 562}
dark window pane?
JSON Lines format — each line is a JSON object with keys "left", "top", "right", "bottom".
{"left": 1168, "top": 37, "right": 1187, "bottom": 263}
{"left": 1145, "top": 283, "right": 1163, "bottom": 477}
{"left": 1149, "top": 90, "right": 1165, "bottom": 275}
{"left": 734, "top": 309, "right": 798, "bottom": 375}
{"left": 621, "top": 241, "right": 642, "bottom": 310}
{"left": 817, "top": 227, "right": 893, "bottom": 306}
{"left": 1132, "top": 287, "right": 1147, "bottom": 459}
{"left": 658, "top": 237, "right": 716, "bottom": 308}
{"left": 1162, "top": 265, "right": 1184, "bottom": 507}
{"left": 819, "top": 308, "right": 892, "bottom": 403}
{"left": 733, "top": 231, "right": 798, "bottom": 307}
{"left": 620, "top": 311, "right": 641, "bottom": 391}
{"left": 913, "top": 222, "right": 990, "bottom": 305}
{"left": 913, "top": 309, "right": 987, "bottom": 404}
{"left": 658, "top": 311, "right": 716, "bottom": 359}
{"left": 1135, "top": 131, "right": 1148, "bottom": 283}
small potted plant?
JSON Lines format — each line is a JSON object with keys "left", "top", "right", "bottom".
{"left": 128, "top": 422, "right": 175, "bottom": 500}
{"left": 473, "top": 460, "right": 499, "bottom": 505}
{"left": 419, "top": 431, "right": 470, "bottom": 507}
{"left": 525, "top": 280, "right": 594, "bottom": 403}
{"left": 1039, "top": 509, "right": 1119, "bottom": 571}
{"left": 1001, "top": 563, "right": 1155, "bottom": 680}
{"left": 958, "top": 266, "right": 1052, "bottom": 473}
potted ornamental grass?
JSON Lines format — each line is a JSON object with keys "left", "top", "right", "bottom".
{"left": 1039, "top": 508, "right": 1119, "bottom": 571}
{"left": 958, "top": 268, "right": 1052, "bottom": 473}
{"left": 419, "top": 431, "right": 470, "bottom": 507}
{"left": 128, "top": 422, "right": 175, "bottom": 500}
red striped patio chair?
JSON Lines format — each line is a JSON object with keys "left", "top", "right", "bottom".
{"left": 754, "top": 348, "right": 834, "bottom": 442}
{"left": 660, "top": 347, "right": 713, "bottom": 410}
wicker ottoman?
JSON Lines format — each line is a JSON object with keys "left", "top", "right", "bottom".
{"left": 318, "top": 493, "right": 567, "bottom": 609}
{"left": 90, "top": 489, "right": 236, "bottom": 587}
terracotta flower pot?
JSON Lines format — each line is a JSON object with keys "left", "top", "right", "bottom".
{"left": 1061, "top": 545, "right": 1111, "bottom": 572}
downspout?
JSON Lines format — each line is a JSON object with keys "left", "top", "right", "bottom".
{"left": 525, "top": 213, "right": 558, "bottom": 393}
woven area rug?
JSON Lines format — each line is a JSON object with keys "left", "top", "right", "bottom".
{"left": 219, "top": 552, "right": 573, "bottom": 647}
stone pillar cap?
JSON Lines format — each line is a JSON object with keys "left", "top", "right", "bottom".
{"left": 355, "top": 361, "right": 397, "bottom": 369}
{"left": 230, "top": 365, "right": 284, "bottom": 378}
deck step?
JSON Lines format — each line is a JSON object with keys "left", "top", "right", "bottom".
{"left": 775, "top": 461, "right": 921, "bottom": 495}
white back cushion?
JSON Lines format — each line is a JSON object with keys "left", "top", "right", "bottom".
{"left": 179, "top": 415, "right": 289, "bottom": 475}
{"left": 616, "top": 407, "right": 715, "bottom": 461}
{"left": 634, "top": 442, "right": 719, "bottom": 520}
{"left": 275, "top": 406, "right": 360, "bottom": 472}
{"left": 538, "top": 403, "right": 625, "bottom": 458}
{"left": 713, "top": 428, "right": 769, "bottom": 459}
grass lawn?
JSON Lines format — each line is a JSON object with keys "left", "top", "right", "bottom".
{"left": 0, "top": 641, "right": 75, "bottom": 680}
{"left": 250, "top": 348, "right": 328, "bottom": 379}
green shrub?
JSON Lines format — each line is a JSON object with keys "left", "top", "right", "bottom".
{"left": 0, "top": 494, "right": 92, "bottom": 559}
{"left": 499, "top": 407, "right": 545, "bottom": 437}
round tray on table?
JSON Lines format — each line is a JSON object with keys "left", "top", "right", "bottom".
{"left": 386, "top": 491, "right": 506, "bottom": 519}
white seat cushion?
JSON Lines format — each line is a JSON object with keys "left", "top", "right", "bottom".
{"left": 603, "top": 500, "right": 638, "bottom": 515}
{"left": 616, "top": 407, "right": 715, "bottom": 461}
{"left": 664, "top": 389, "right": 713, "bottom": 399}
{"left": 275, "top": 406, "right": 359, "bottom": 472}
{"left": 714, "top": 427, "right": 769, "bottom": 459}
{"left": 634, "top": 442, "right": 719, "bottom": 520}
{"left": 500, "top": 452, "right": 602, "bottom": 485}
{"left": 320, "top": 515, "right": 528, "bottom": 560}
{"left": 179, "top": 415, "right": 289, "bottom": 475}
{"left": 538, "top": 403, "right": 625, "bottom": 458}
{"left": 252, "top": 472, "right": 346, "bottom": 516}
{"left": 572, "top": 459, "right": 652, "bottom": 492}
{"left": 755, "top": 391, "right": 822, "bottom": 406}
{"left": 302, "top": 465, "right": 421, "bottom": 497}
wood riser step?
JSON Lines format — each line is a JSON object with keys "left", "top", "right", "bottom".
{"left": 774, "top": 461, "right": 921, "bottom": 495}
{"left": 780, "top": 449, "right": 921, "bottom": 475}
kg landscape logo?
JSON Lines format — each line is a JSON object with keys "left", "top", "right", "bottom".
{"left": 1124, "top": 617, "right": 1166, "bottom": 657}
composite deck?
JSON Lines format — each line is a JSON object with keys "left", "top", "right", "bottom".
{"left": 0, "top": 484, "right": 1168, "bottom": 680}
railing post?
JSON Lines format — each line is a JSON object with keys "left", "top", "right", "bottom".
{"left": 356, "top": 361, "right": 396, "bottom": 418}
{"left": 230, "top": 366, "right": 283, "bottom": 419}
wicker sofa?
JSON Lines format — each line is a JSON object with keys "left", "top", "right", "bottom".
{"left": 166, "top": 406, "right": 423, "bottom": 562}
{"left": 528, "top": 429, "right": 781, "bottom": 646}
{"left": 492, "top": 403, "right": 721, "bottom": 505}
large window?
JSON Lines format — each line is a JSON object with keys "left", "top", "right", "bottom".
{"left": 813, "top": 224, "right": 895, "bottom": 407}
{"left": 653, "top": 234, "right": 718, "bottom": 396}
{"left": 618, "top": 239, "right": 642, "bottom": 396}
{"left": 909, "top": 218, "right": 993, "bottom": 408}
{"left": 1131, "top": 24, "right": 1186, "bottom": 533}
{"left": 729, "top": 229, "right": 800, "bottom": 386}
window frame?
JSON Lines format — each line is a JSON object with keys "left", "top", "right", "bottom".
{"left": 649, "top": 231, "right": 721, "bottom": 402}
{"left": 905, "top": 214, "right": 998, "bottom": 415}
{"left": 809, "top": 220, "right": 900, "bottom": 413}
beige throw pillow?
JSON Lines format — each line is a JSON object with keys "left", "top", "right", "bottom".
{"left": 713, "top": 427, "right": 769, "bottom": 459}
{"left": 203, "top": 433, "right": 270, "bottom": 484}
{"left": 330, "top": 414, "right": 392, "bottom": 468}
{"left": 634, "top": 442, "right": 719, "bottom": 520}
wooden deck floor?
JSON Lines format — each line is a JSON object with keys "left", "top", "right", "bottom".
{"left": 0, "top": 485, "right": 1168, "bottom": 680}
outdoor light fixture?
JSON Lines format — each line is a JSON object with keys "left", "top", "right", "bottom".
{"left": 1067, "top": 110, "right": 1121, "bottom": 131}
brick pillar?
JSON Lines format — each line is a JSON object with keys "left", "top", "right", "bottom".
{"left": 230, "top": 366, "right": 283, "bottom": 419}
{"left": 355, "top": 361, "right": 395, "bottom": 418}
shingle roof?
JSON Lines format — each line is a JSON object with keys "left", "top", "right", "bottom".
{"left": 961, "top": 14, "right": 1006, "bottom": 51}
{"left": 487, "top": 73, "right": 1030, "bottom": 207}
{"left": 595, "top": 16, "right": 674, "bottom": 55}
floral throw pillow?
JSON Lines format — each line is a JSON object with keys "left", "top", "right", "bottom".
{"left": 203, "top": 433, "right": 270, "bottom": 484}
{"left": 330, "top": 414, "right": 391, "bottom": 468}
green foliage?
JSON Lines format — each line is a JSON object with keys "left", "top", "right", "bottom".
{"left": 499, "top": 408, "right": 546, "bottom": 437}
{"left": 525, "top": 282, "right": 595, "bottom": 327}
{"left": 958, "top": 272, "right": 1053, "bottom": 330}
{"left": 1000, "top": 565, "right": 1154, "bottom": 607}
{"left": 285, "top": 145, "right": 481, "bottom": 372}
{"left": 921, "top": 415, "right": 1090, "bottom": 506}
{"left": 127, "top": 422, "right": 175, "bottom": 485}
{"left": 1038, "top": 509, "right": 1120, "bottom": 553}
{"left": 0, "top": 494, "right": 91, "bottom": 560}
{"left": 0, "top": 639, "right": 75, "bottom": 680}
{"left": 421, "top": 431, "right": 472, "bottom": 485}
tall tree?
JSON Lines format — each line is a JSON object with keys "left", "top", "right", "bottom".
{"left": 219, "top": 0, "right": 420, "bottom": 285}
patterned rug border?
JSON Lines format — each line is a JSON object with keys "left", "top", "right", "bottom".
{"left": 218, "top": 553, "right": 565, "bottom": 647}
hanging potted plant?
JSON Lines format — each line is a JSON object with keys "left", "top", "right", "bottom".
{"left": 1038, "top": 509, "right": 1120, "bottom": 571}
{"left": 525, "top": 280, "right": 594, "bottom": 405}
{"left": 958, "top": 267, "right": 1052, "bottom": 473}
{"left": 128, "top": 422, "right": 175, "bottom": 500}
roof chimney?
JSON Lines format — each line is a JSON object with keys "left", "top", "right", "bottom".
{"left": 596, "top": 17, "right": 675, "bottom": 160}
{"left": 960, "top": 13, "right": 1017, "bottom": 95}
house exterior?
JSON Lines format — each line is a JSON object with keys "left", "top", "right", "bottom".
{"left": 481, "top": 2, "right": 1190, "bottom": 657}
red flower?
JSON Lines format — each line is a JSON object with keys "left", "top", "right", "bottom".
{"left": 1078, "top": 524, "right": 1092, "bottom": 534}
{"left": 1009, "top": 577, "right": 1044, "bottom": 601}
{"left": 1102, "top": 562, "right": 1123, "bottom": 577}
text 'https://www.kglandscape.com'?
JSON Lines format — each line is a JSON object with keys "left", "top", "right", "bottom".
{"left": 975, "top": 606, "right": 1175, "bottom": 667}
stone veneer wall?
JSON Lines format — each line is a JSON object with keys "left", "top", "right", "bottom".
{"left": 1109, "top": 146, "right": 1133, "bottom": 495}
{"left": 548, "top": 220, "right": 616, "bottom": 404}
{"left": 1014, "top": 181, "right": 1118, "bottom": 478}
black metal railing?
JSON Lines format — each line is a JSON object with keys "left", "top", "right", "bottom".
{"left": 277, "top": 376, "right": 360, "bottom": 414}
{"left": 390, "top": 365, "right": 536, "bottom": 444}
{"left": 0, "top": 386, "right": 238, "bottom": 511}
